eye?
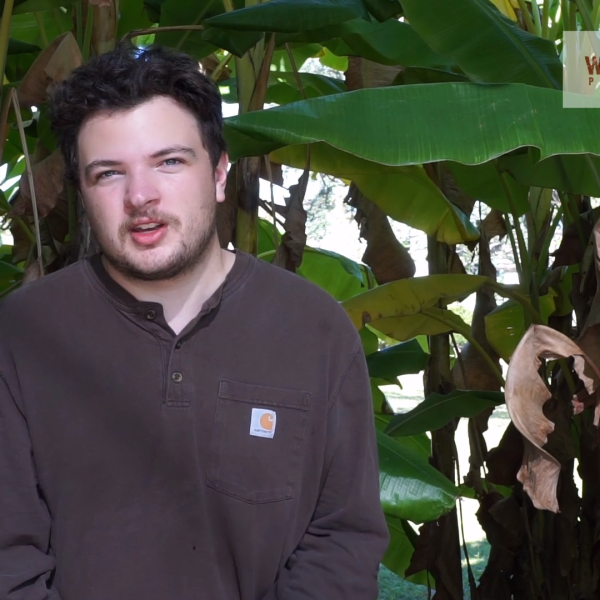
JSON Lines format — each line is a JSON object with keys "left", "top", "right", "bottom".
{"left": 98, "top": 170, "right": 118, "bottom": 179}
{"left": 163, "top": 158, "right": 183, "bottom": 167}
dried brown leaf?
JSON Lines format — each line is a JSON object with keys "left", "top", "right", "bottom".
{"left": 345, "top": 183, "right": 415, "bottom": 284}
{"left": 344, "top": 57, "right": 401, "bottom": 91}
{"left": 259, "top": 160, "right": 283, "bottom": 187}
{"left": 11, "top": 150, "right": 65, "bottom": 218}
{"left": 90, "top": 0, "right": 117, "bottom": 56}
{"left": 441, "top": 168, "right": 476, "bottom": 218}
{"left": 18, "top": 33, "right": 82, "bottom": 107}
{"left": 551, "top": 219, "right": 593, "bottom": 268}
{"left": 447, "top": 246, "right": 466, "bottom": 275}
{"left": 22, "top": 260, "right": 43, "bottom": 285}
{"left": 273, "top": 170, "right": 308, "bottom": 271}
{"left": 506, "top": 324, "right": 598, "bottom": 512}
{"left": 577, "top": 216, "right": 600, "bottom": 404}
{"left": 45, "top": 32, "right": 83, "bottom": 90}
{"left": 481, "top": 209, "right": 507, "bottom": 240}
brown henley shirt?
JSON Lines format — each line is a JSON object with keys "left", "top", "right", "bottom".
{"left": 0, "top": 249, "right": 388, "bottom": 599}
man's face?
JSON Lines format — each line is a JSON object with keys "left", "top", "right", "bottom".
{"left": 77, "top": 95, "right": 228, "bottom": 281}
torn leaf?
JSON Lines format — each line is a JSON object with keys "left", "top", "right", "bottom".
{"left": 506, "top": 324, "right": 599, "bottom": 512}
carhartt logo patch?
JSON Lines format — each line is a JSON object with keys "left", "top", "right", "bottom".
{"left": 250, "top": 408, "right": 276, "bottom": 439}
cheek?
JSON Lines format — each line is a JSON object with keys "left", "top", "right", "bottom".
{"left": 84, "top": 198, "right": 118, "bottom": 232}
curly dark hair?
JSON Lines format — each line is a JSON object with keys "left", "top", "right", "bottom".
{"left": 49, "top": 43, "right": 227, "bottom": 187}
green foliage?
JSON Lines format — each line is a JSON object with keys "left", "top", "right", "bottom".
{"left": 385, "top": 390, "right": 504, "bottom": 437}
{"left": 2, "top": 0, "right": 600, "bottom": 596}
{"left": 366, "top": 339, "right": 429, "bottom": 379}
{"left": 378, "top": 429, "right": 460, "bottom": 523}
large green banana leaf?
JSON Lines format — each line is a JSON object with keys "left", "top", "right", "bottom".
{"left": 270, "top": 144, "right": 478, "bottom": 244}
{"left": 446, "top": 160, "right": 530, "bottom": 216}
{"left": 220, "top": 73, "right": 345, "bottom": 105}
{"left": 206, "top": 0, "right": 369, "bottom": 33}
{"left": 401, "top": 0, "right": 561, "bottom": 88}
{"left": 369, "top": 309, "right": 470, "bottom": 342}
{"left": 225, "top": 83, "right": 600, "bottom": 171}
{"left": 10, "top": 9, "right": 72, "bottom": 46}
{"left": 383, "top": 516, "right": 429, "bottom": 584}
{"left": 367, "top": 338, "right": 429, "bottom": 379}
{"left": 499, "top": 151, "right": 600, "bottom": 196}
{"left": 154, "top": 0, "right": 254, "bottom": 59}
{"left": 485, "top": 294, "right": 556, "bottom": 361}
{"left": 385, "top": 390, "right": 504, "bottom": 437}
{"left": 342, "top": 274, "right": 486, "bottom": 329}
{"left": 378, "top": 430, "right": 459, "bottom": 523}
{"left": 280, "top": 18, "right": 450, "bottom": 68}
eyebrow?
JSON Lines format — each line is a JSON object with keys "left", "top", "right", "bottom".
{"left": 84, "top": 145, "right": 198, "bottom": 179}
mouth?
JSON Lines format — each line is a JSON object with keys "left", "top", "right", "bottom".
{"left": 130, "top": 220, "right": 165, "bottom": 233}
{"left": 128, "top": 221, "right": 168, "bottom": 246}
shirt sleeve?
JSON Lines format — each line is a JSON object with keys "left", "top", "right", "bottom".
{"left": 0, "top": 372, "right": 61, "bottom": 599}
{"left": 261, "top": 343, "right": 390, "bottom": 599}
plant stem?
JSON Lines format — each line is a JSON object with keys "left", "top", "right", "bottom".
{"left": 10, "top": 89, "right": 43, "bottom": 277}
{"left": 210, "top": 52, "right": 233, "bottom": 82}
{"left": 549, "top": 4, "right": 563, "bottom": 39}
{"left": 516, "top": 0, "right": 538, "bottom": 32}
{"left": 570, "top": 0, "right": 578, "bottom": 29}
{"left": 562, "top": 0, "right": 571, "bottom": 29}
{"left": 504, "top": 213, "right": 523, "bottom": 281}
{"left": 422, "top": 307, "right": 505, "bottom": 387}
{"left": 557, "top": 190, "right": 587, "bottom": 249}
{"left": 0, "top": 0, "right": 14, "bottom": 105}
{"left": 262, "top": 156, "right": 279, "bottom": 251}
{"left": 535, "top": 205, "right": 563, "bottom": 285}
{"left": 76, "top": 1, "right": 83, "bottom": 47}
{"left": 285, "top": 42, "right": 306, "bottom": 99}
{"left": 82, "top": 5, "right": 94, "bottom": 61}
{"left": 575, "top": 0, "right": 595, "bottom": 29}
{"left": 542, "top": 0, "right": 550, "bottom": 37}
{"left": 593, "top": 0, "right": 600, "bottom": 28}
{"left": 531, "top": 0, "right": 543, "bottom": 35}
{"left": 500, "top": 173, "right": 531, "bottom": 291}
{"left": 123, "top": 25, "right": 204, "bottom": 42}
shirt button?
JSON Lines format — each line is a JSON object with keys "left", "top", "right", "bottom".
{"left": 175, "top": 341, "right": 182, "bottom": 349}
{"left": 171, "top": 372, "right": 183, "bottom": 383}
{"left": 145, "top": 309, "right": 156, "bottom": 320}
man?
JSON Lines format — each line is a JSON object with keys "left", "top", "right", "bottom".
{"left": 0, "top": 44, "right": 388, "bottom": 599}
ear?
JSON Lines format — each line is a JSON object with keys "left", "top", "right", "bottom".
{"left": 215, "top": 153, "right": 229, "bottom": 204}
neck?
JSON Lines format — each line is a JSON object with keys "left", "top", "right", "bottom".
{"left": 101, "top": 240, "right": 236, "bottom": 334}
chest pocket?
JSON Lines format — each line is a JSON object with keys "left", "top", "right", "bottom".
{"left": 206, "top": 380, "right": 310, "bottom": 503}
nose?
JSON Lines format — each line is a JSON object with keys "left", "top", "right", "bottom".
{"left": 124, "top": 167, "right": 160, "bottom": 210}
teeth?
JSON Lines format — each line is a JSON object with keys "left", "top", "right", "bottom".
{"left": 134, "top": 223, "right": 161, "bottom": 231}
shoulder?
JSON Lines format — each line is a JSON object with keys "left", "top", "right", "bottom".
{"left": 239, "top": 252, "right": 360, "bottom": 344}
{"left": 0, "top": 260, "right": 85, "bottom": 325}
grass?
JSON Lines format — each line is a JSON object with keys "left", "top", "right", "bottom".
{"left": 377, "top": 539, "right": 491, "bottom": 599}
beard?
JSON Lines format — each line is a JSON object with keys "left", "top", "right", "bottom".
{"left": 87, "top": 198, "right": 218, "bottom": 282}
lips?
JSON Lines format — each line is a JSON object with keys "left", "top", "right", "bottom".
{"left": 128, "top": 220, "right": 168, "bottom": 246}
{"left": 130, "top": 220, "right": 165, "bottom": 232}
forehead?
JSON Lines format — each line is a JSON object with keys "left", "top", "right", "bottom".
{"left": 77, "top": 96, "right": 203, "bottom": 158}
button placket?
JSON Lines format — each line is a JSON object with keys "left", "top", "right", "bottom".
{"left": 164, "top": 344, "right": 188, "bottom": 408}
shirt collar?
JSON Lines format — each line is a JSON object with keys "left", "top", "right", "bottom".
{"left": 85, "top": 248, "right": 252, "bottom": 313}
